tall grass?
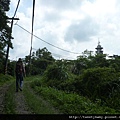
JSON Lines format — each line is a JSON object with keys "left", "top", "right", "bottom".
{"left": 30, "top": 81, "right": 118, "bottom": 114}
{"left": 3, "top": 82, "right": 16, "bottom": 114}
{"left": 0, "top": 74, "right": 14, "bottom": 86}
{"left": 23, "top": 82, "right": 60, "bottom": 114}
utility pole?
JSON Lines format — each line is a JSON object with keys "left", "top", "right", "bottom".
{"left": 4, "top": 17, "right": 19, "bottom": 75}
{"left": 28, "top": 0, "right": 35, "bottom": 75}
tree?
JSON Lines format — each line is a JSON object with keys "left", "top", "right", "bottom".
{"left": 7, "top": 60, "right": 16, "bottom": 76}
{"left": 82, "top": 53, "right": 109, "bottom": 68}
{"left": 73, "top": 56, "right": 88, "bottom": 75}
{"left": 108, "top": 56, "right": 120, "bottom": 72}
{"left": 0, "top": 0, "right": 11, "bottom": 74}
{"left": 36, "top": 47, "right": 54, "bottom": 61}
{"left": 0, "top": 0, "right": 11, "bottom": 52}
{"left": 25, "top": 47, "right": 55, "bottom": 75}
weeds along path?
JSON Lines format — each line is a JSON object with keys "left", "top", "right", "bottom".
{"left": 0, "top": 81, "right": 32, "bottom": 114}
{"left": 0, "top": 83, "right": 11, "bottom": 114}
{"left": 0, "top": 79, "right": 61, "bottom": 114}
{"left": 23, "top": 81, "right": 61, "bottom": 114}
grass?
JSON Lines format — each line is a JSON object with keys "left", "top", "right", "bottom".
{"left": 0, "top": 74, "right": 14, "bottom": 86}
{"left": 23, "top": 81, "right": 60, "bottom": 114}
{"left": 25, "top": 75, "right": 42, "bottom": 82}
{"left": 28, "top": 76, "right": 119, "bottom": 114}
{"left": 1, "top": 75, "right": 119, "bottom": 114}
{"left": 3, "top": 82, "right": 16, "bottom": 114}
{"left": 0, "top": 74, "right": 16, "bottom": 114}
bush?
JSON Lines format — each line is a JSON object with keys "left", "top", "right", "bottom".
{"left": 32, "top": 86, "right": 118, "bottom": 114}
{"left": 68, "top": 67, "right": 120, "bottom": 110}
{"left": 0, "top": 74, "right": 14, "bottom": 86}
{"left": 43, "top": 64, "right": 69, "bottom": 87}
{"left": 45, "top": 64, "right": 68, "bottom": 80}
{"left": 57, "top": 75, "right": 80, "bottom": 92}
{"left": 101, "top": 79, "right": 120, "bottom": 110}
{"left": 79, "top": 67, "right": 117, "bottom": 98}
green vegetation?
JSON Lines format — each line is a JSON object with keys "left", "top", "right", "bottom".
{"left": 28, "top": 61, "right": 120, "bottom": 114}
{"left": 0, "top": 74, "right": 14, "bottom": 86}
{"left": 80, "top": 67, "right": 119, "bottom": 98}
{"left": 3, "top": 82, "right": 16, "bottom": 114}
{"left": 1, "top": 53, "right": 120, "bottom": 114}
{"left": 23, "top": 82, "right": 60, "bottom": 114}
{"left": 0, "top": 0, "right": 12, "bottom": 75}
{"left": 30, "top": 78, "right": 118, "bottom": 114}
{"left": 42, "top": 63, "right": 70, "bottom": 88}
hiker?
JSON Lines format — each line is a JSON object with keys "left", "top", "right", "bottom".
{"left": 15, "top": 58, "right": 25, "bottom": 92}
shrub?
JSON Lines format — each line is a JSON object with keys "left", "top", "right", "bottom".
{"left": 57, "top": 75, "right": 81, "bottom": 92}
{"left": 43, "top": 64, "right": 69, "bottom": 87}
{"left": 79, "top": 67, "right": 117, "bottom": 98}
{"left": 0, "top": 74, "right": 13, "bottom": 85}
{"left": 44, "top": 64, "right": 68, "bottom": 80}
{"left": 32, "top": 86, "right": 117, "bottom": 114}
{"left": 64, "top": 67, "right": 120, "bottom": 110}
{"left": 100, "top": 79, "right": 120, "bottom": 110}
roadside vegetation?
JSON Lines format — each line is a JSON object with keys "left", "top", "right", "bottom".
{"left": 23, "top": 82, "right": 60, "bottom": 114}
{"left": 1, "top": 50, "right": 120, "bottom": 114}
{"left": 3, "top": 82, "right": 16, "bottom": 114}
{"left": 28, "top": 75, "right": 119, "bottom": 114}
{"left": 0, "top": 74, "right": 14, "bottom": 86}
{"left": 0, "top": 74, "right": 15, "bottom": 114}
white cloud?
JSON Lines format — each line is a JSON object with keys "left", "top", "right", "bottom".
{"left": 81, "top": 0, "right": 116, "bottom": 17}
{"left": 6, "top": 0, "right": 120, "bottom": 60}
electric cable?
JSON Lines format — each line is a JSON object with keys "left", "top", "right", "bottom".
{"left": 15, "top": 23, "right": 82, "bottom": 55}
{"left": 32, "top": 47, "right": 76, "bottom": 60}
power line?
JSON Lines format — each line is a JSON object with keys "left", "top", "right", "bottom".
{"left": 29, "top": 47, "right": 76, "bottom": 65}
{"left": 15, "top": 23, "right": 82, "bottom": 55}
{"left": 32, "top": 47, "right": 76, "bottom": 60}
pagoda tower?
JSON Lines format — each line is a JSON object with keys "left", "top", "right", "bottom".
{"left": 95, "top": 41, "right": 103, "bottom": 54}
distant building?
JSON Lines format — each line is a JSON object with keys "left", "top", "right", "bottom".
{"left": 108, "top": 55, "right": 119, "bottom": 59}
{"left": 95, "top": 41, "right": 103, "bottom": 54}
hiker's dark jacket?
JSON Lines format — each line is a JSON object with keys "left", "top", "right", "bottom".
{"left": 15, "top": 61, "right": 25, "bottom": 75}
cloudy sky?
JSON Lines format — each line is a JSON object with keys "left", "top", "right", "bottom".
{"left": 7, "top": 0, "right": 120, "bottom": 60}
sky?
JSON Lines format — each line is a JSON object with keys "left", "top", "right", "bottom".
{"left": 6, "top": 0, "right": 120, "bottom": 60}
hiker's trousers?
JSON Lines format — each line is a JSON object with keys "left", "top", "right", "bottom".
{"left": 16, "top": 74, "right": 23, "bottom": 91}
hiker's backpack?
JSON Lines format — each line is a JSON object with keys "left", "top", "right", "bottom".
{"left": 16, "top": 61, "right": 23, "bottom": 75}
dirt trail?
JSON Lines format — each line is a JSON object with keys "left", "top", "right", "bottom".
{"left": 0, "top": 81, "right": 61, "bottom": 114}
{"left": 0, "top": 82, "right": 32, "bottom": 114}
{"left": 0, "top": 84, "right": 11, "bottom": 113}
{"left": 15, "top": 91, "right": 32, "bottom": 114}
